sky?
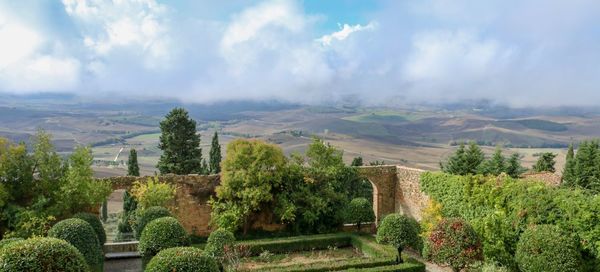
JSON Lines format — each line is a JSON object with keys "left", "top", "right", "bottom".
{"left": 0, "top": 0, "right": 599, "bottom": 107}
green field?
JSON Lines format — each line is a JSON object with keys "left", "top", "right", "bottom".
{"left": 343, "top": 110, "right": 424, "bottom": 123}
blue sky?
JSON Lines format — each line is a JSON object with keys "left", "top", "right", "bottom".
{"left": 0, "top": 0, "right": 599, "bottom": 106}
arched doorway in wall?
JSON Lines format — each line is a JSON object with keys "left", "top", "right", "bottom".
{"left": 357, "top": 166, "right": 398, "bottom": 226}
{"left": 101, "top": 188, "right": 136, "bottom": 242}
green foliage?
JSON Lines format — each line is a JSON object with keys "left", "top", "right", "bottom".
{"left": 118, "top": 191, "right": 137, "bottom": 234}
{"left": 101, "top": 201, "right": 107, "bottom": 222}
{"left": 209, "top": 131, "right": 222, "bottom": 174}
{"left": 0, "top": 238, "right": 22, "bottom": 249}
{"left": 135, "top": 206, "right": 172, "bottom": 239}
{"left": 157, "top": 107, "right": 204, "bottom": 174}
{"left": 516, "top": 225, "right": 582, "bottom": 272}
{"left": 345, "top": 197, "right": 375, "bottom": 230}
{"left": 424, "top": 218, "right": 483, "bottom": 272}
{"left": 420, "top": 172, "right": 600, "bottom": 270}
{"left": 138, "top": 217, "right": 189, "bottom": 257}
{"left": 48, "top": 218, "right": 103, "bottom": 272}
{"left": 562, "top": 143, "right": 576, "bottom": 186}
{"left": 131, "top": 176, "right": 176, "bottom": 210}
{"left": 376, "top": 214, "right": 420, "bottom": 263}
{"left": 479, "top": 146, "right": 506, "bottom": 176}
{"left": 505, "top": 153, "right": 526, "bottom": 178}
{"left": 533, "top": 152, "right": 557, "bottom": 172}
{"left": 351, "top": 156, "right": 364, "bottom": 166}
{"left": 441, "top": 142, "right": 485, "bottom": 175}
{"left": 73, "top": 212, "right": 106, "bottom": 245}
{"left": 204, "top": 228, "right": 235, "bottom": 260}
{"left": 571, "top": 140, "right": 600, "bottom": 192}
{"left": 210, "top": 139, "right": 287, "bottom": 232}
{"left": 0, "top": 237, "right": 88, "bottom": 272}
{"left": 241, "top": 233, "right": 351, "bottom": 255}
{"left": 59, "top": 146, "right": 112, "bottom": 215}
{"left": 3, "top": 209, "right": 56, "bottom": 238}
{"left": 145, "top": 247, "right": 219, "bottom": 272}
{"left": 127, "top": 148, "right": 140, "bottom": 176}
{"left": 345, "top": 263, "right": 426, "bottom": 272}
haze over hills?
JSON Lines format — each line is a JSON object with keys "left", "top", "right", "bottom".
{"left": 0, "top": 94, "right": 595, "bottom": 176}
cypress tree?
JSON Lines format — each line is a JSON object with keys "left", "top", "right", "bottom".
{"left": 441, "top": 143, "right": 467, "bottom": 175}
{"left": 533, "top": 152, "right": 557, "bottom": 173}
{"left": 157, "top": 108, "right": 203, "bottom": 174}
{"left": 127, "top": 149, "right": 140, "bottom": 176}
{"left": 481, "top": 146, "right": 506, "bottom": 175}
{"left": 209, "top": 132, "right": 222, "bottom": 174}
{"left": 562, "top": 143, "right": 576, "bottom": 186}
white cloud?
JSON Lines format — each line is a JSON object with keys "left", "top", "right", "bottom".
{"left": 0, "top": 56, "right": 80, "bottom": 91}
{"left": 317, "top": 22, "right": 377, "bottom": 46}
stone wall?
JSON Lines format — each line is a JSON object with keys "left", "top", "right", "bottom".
{"left": 394, "top": 166, "right": 428, "bottom": 221}
{"left": 102, "top": 174, "right": 219, "bottom": 236}
{"left": 522, "top": 171, "right": 562, "bottom": 187}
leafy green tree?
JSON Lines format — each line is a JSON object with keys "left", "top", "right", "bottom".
{"left": 351, "top": 156, "right": 364, "bottom": 166}
{"left": 562, "top": 143, "right": 576, "bottom": 186}
{"left": 533, "top": 152, "right": 557, "bottom": 172}
{"left": 157, "top": 108, "right": 203, "bottom": 174}
{"left": 345, "top": 197, "right": 375, "bottom": 231}
{"left": 128, "top": 149, "right": 140, "bottom": 176}
{"left": 516, "top": 225, "right": 582, "bottom": 272}
{"left": 210, "top": 139, "right": 287, "bottom": 233}
{"left": 376, "top": 213, "right": 420, "bottom": 264}
{"left": 31, "top": 130, "right": 64, "bottom": 199}
{"left": 209, "top": 132, "right": 222, "bottom": 174}
{"left": 506, "top": 153, "right": 526, "bottom": 178}
{"left": 0, "top": 140, "right": 34, "bottom": 201}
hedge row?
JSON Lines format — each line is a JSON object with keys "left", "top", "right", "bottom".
{"left": 240, "top": 233, "right": 352, "bottom": 255}
{"left": 237, "top": 233, "right": 425, "bottom": 272}
{"left": 343, "top": 262, "right": 426, "bottom": 272}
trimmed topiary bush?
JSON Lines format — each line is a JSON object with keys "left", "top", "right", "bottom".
{"left": 73, "top": 212, "right": 107, "bottom": 245}
{"left": 424, "top": 218, "right": 483, "bottom": 272}
{"left": 204, "top": 228, "right": 236, "bottom": 261}
{"left": 145, "top": 247, "right": 219, "bottom": 272}
{"left": 0, "top": 237, "right": 88, "bottom": 271}
{"left": 516, "top": 225, "right": 582, "bottom": 272}
{"left": 139, "top": 216, "right": 189, "bottom": 258}
{"left": 346, "top": 197, "right": 375, "bottom": 231}
{"left": 0, "top": 238, "right": 23, "bottom": 250}
{"left": 48, "top": 218, "right": 103, "bottom": 272}
{"left": 376, "top": 213, "right": 420, "bottom": 264}
{"left": 136, "top": 206, "right": 172, "bottom": 239}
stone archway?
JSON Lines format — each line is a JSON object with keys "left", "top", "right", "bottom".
{"left": 357, "top": 165, "right": 428, "bottom": 225}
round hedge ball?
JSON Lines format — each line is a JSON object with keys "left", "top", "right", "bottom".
{"left": 48, "top": 218, "right": 104, "bottom": 272}
{"left": 73, "top": 212, "right": 107, "bottom": 245}
{"left": 0, "top": 238, "right": 23, "bottom": 250}
{"left": 0, "top": 237, "right": 88, "bottom": 272}
{"left": 145, "top": 247, "right": 219, "bottom": 272}
{"left": 516, "top": 225, "right": 582, "bottom": 272}
{"left": 139, "top": 216, "right": 189, "bottom": 257}
{"left": 136, "top": 206, "right": 172, "bottom": 239}
{"left": 423, "top": 218, "right": 483, "bottom": 272}
{"left": 204, "top": 229, "right": 235, "bottom": 260}
{"left": 376, "top": 213, "right": 420, "bottom": 263}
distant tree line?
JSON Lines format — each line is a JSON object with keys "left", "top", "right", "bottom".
{"left": 440, "top": 142, "right": 527, "bottom": 178}
{"left": 562, "top": 141, "right": 600, "bottom": 193}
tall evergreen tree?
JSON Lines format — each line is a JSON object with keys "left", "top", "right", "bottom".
{"left": 464, "top": 142, "right": 485, "bottom": 175}
{"left": 209, "top": 131, "right": 222, "bottom": 174}
{"left": 533, "top": 152, "right": 557, "bottom": 173}
{"left": 562, "top": 143, "right": 576, "bottom": 186}
{"left": 573, "top": 141, "right": 600, "bottom": 191}
{"left": 157, "top": 108, "right": 203, "bottom": 174}
{"left": 506, "top": 153, "right": 526, "bottom": 178}
{"left": 480, "top": 146, "right": 506, "bottom": 175}
{"left": 441, "top": 143, "right": 467, "bottom": 175}
{"left": 351, "top": 156, "right": 364, "bottom": 167}
{"left": 127, "top": 148, "right": 140, "bottom": 176}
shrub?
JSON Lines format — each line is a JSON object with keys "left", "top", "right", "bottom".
{"left": 345, "top": 197, "right": 375, "bottom": 231}
{"left": 135, "top": 206, "right": 172, "bottom": 239}
{"left": 424, "top": 218, "right": 483, "bottom": 272}
{"left": 516, "top": 225, "right": 582, "bottom": 272}
{"left": 204, "top": 228, "right": 235, "bottom": 261}
{"left": 0, "top": 237, "right": 88, "bottom": 271}
{"left": 48, "top": 218, "right": 103, "bottom": 272}
{"left": 0, "top": 238, "right": 23, "bottom": 250}
{"left": 139, "top": 217, "right": 189, "bottom": 257}
{"left": 73, "top": 212, "right": 106, "bottom": 245}
{"left": 376, "top": 213, "right": 420, "bottom": 264}
{"left": 131, "top": 176, "right": 176, "bottom": 210}
{"left": 145, "top": 247, "right": 219, "bottom": 272}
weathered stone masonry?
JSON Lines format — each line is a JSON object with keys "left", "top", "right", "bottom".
{"left": 100, "top": 165, "right": 430, "bottom": 236}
